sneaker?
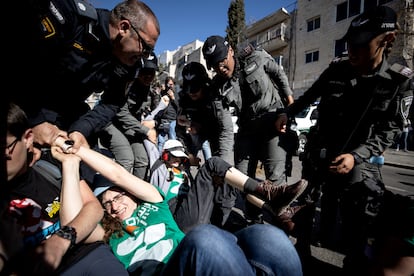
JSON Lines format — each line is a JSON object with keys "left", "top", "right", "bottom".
{"left": 273, "top": 205, "right": 306, "bottom": 233}
{"left": 255, "top": 179, "right": 308, "bottom": 215}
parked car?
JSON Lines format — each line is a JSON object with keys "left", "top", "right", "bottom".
{"left": 230, "top": 106, "right": 239, "bottom": 134}
{"left": 291, "top": 103, "right": 319, "bottom": 155}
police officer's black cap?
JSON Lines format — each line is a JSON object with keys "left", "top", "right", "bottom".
{"left": 202, "top": 35, "right": 229, "bottom": 70}
{"left": 342, "top": 5, "right": 397, "bottom": 46}
{"left": 182, "top": 62, "right": 209, "bottom": 94}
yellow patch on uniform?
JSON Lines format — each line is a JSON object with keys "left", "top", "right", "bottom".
{"left": 41, "top": 17, "right": 56, "bottom": 39}
{"left": 73, "top": 42, "right": 84, "bottom": 51}
{"left": 73, "top": 42, "right": 92, "bottom": 54}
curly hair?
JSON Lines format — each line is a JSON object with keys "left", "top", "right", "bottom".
{"left": 101, "top": 212, "right": 124, "bottom": 243}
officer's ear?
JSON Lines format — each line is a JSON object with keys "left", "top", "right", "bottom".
{"left": 119, "top": 20, "right": 131, "bottom": 35}
{"left": 382, "top": 31, "right": 396, "bottom": 47}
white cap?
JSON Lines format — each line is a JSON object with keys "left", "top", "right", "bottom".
{"left": 162, "top": 140, "right": 189, "bottom": 158}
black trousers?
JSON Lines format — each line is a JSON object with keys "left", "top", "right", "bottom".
{"left": 170, "top": 157, "right": 236, "bottom": 233}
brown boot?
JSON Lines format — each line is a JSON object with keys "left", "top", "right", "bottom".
{"left": 256, "top": 179, "right": 308, "bottom": 215}
{"left": 273, "top": 205, "right": 306, "bottom": 234}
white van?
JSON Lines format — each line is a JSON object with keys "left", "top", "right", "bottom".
{"left": 292, "top": 104, "right": 319, "bottom": 155}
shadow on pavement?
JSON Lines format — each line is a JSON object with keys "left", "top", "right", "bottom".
{"left": 302, "top": 256, "right": 344, "bottom": 276}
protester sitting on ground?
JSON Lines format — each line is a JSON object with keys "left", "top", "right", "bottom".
{"left": 145, "top": 139, "right": 308, "bottom": 233}
{"left": 4, "top": 102, "right": 127, "bottom": 275}
{"left": 55, "top": 138, "right": 303, "bottom": 275}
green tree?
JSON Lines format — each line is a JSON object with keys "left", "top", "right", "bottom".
{"left": 226, "top": 0, "right": 245, "bottom": 56}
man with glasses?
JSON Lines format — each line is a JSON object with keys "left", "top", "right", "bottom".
{"left": 202, "top": 35, "right": 299, "bottom": 228}
{"left": 3, "top": 102, "right": 128, "bottom": 275}
{"left": 12, "top": 0, "right": 160, "bottom": 170}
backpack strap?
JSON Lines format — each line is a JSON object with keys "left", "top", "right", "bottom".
{"left": 150, "top": 159, "right": 164, "bottom": 175}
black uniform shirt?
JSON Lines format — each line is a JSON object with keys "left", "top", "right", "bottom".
{"left": 15, "top": 0, "right": 136, "bottom": 139}
{"left": 288, "top": 58, "right": 413, "bottom": 161}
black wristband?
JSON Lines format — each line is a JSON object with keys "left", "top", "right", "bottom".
{"left": 55, "top": 226, "right": 77, "bottom": 248}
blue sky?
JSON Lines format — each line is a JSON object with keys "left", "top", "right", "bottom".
{"left": 90, "top": 0, "right": 296, "bottom": 55}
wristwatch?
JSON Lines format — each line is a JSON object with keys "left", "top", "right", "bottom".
{"left": 55, "top": 226, "right": 77, "bottom": 248}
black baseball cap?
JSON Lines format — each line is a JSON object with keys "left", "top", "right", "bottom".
{"left": 202, "top": 35, "right": 229, "bottom": 69}
{"left": 182, "top": 62, "right": 209, "bottom": 94}
{"left": 342, "top": 5, "right": 397, "bottom": 46}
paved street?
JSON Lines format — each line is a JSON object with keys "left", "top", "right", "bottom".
{"left": 223, "top": 149, "right": 414, "bottom": 274}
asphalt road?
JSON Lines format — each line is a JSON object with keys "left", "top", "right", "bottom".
{"left": 225, "top": 149, "right": 414, "bottom": 275}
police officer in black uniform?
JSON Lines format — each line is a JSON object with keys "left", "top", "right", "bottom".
{"left": 275, "top": 5, "right": 413, "bottom": 274}
{"left": 13, "top": 0, "right": 160, "bottom": 155}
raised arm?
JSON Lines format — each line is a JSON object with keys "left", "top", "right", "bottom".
{"left": 56, "top": 138, "right": 163, "bottom": 203}
{"left": 51, "top": 146, "right": 104, "bottom": 243}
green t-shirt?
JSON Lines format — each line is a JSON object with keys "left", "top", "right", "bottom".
{"left": 164, "top": 169, "right": 187, "bottom": 201}
{"left": 108, "top": 190, "right": 185, "bottom": 275}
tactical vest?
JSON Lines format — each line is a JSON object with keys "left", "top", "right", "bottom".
{"left": 239, "top": 49, "right": 283, "bottom": 117}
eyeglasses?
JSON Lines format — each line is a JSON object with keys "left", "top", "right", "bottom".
{"left": 102, "top": 192, "right": 126, "bottom": 210}
{"left": 122, "top": 17, "right": 154, "bottom": 57}
{"left": 5, "top": 138, "right": 19, "bottom": 156}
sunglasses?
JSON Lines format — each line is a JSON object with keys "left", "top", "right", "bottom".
{"left": 122, "top": 17, "right": 154, "bottom": 57}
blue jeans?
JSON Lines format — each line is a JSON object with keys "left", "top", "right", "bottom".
{"left": 202, "top": 140, "right": 212, "bottom": 160}
{"left": 190, "top": 135, "right": 212, "bottom": 160}
{"left": 158, "top": 120, "right": 177, "bottom": 152}
{"left": 162, "top": 224, "right": 302, "bottom": 276}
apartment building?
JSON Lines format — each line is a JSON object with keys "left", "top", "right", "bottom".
{"left": 242, "top": 0, "right": 412, "bottom": 97}
{"left": 158, "top": 0, "right": 413, "bottom": 96}
{"left": 158, "top": 39, "right": 212, "bottom": 87}
{"left": 244, "top": 7, "right": 292, "bottom": 69}
{"left": 292, "top": 0, "right": 411, "bottom": 97}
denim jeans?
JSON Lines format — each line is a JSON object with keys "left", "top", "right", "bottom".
{"left": 189, "top": 134, "right": 212, "bottom": 160}
{"left": 162, "top": 224, "right": 302, "bottom": 276}
{"left": 158, "top": 120, "right": 177, "bottom": 152}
